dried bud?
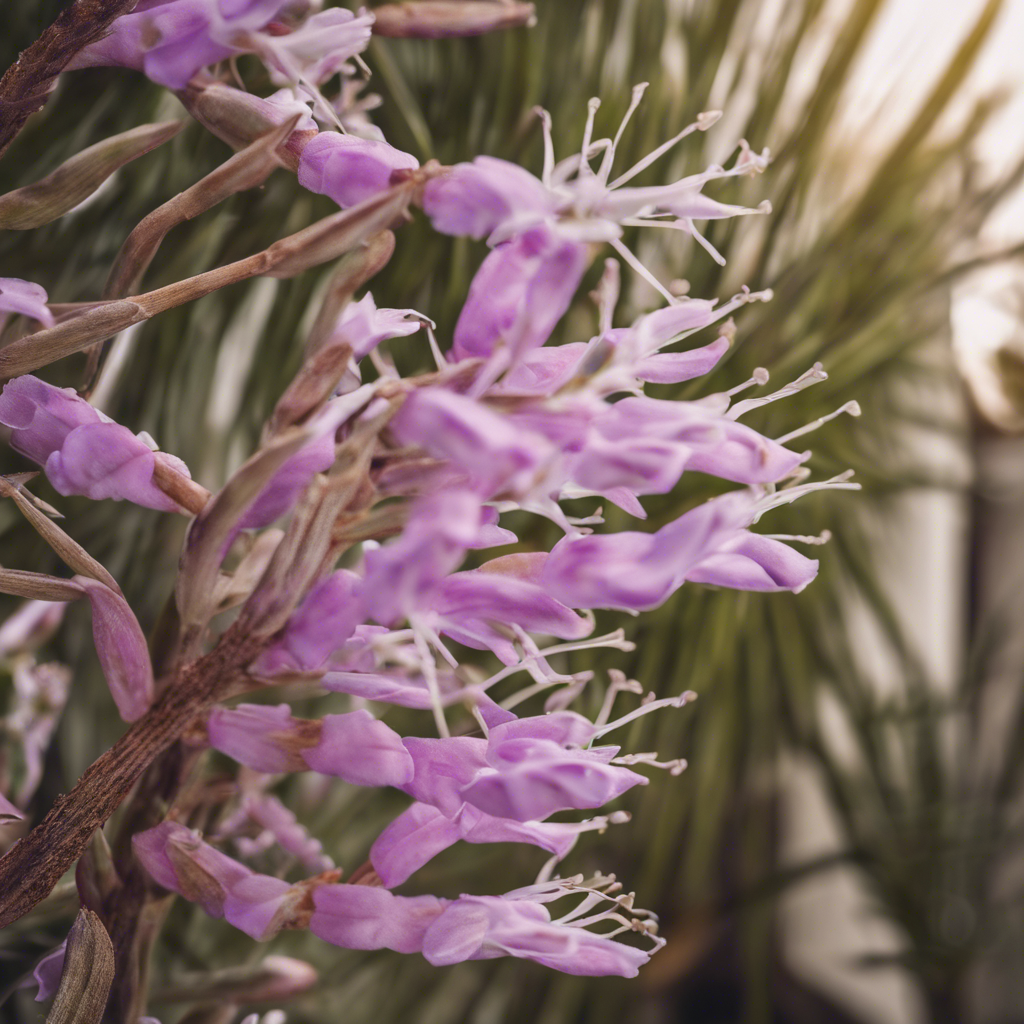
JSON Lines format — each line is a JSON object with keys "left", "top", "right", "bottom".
{"left": 44, "top": 909, "right": 115, "bottom": 1024}
{"left": 0, "top": 122, "right": 183, "bottom": 231}
{"left": 178, "top": 79, "right": 317, "bottom": 171}
{"left": 154, "top": 955, "right": 317, "bottom": 1005}
{"left": 372, "top": 1, "right": 536, "bottom": 38}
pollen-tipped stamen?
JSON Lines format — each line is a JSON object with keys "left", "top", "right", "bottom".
{"left": 727, "top": 362, "right": 829, "bottom": 419}
{"left": 597, "top": 83, "right": 650, "bottom": 184}
{"left": 608, "top": 111, "right": 722, "bottom": 189}
{"left": 774, "top": 400, "right": 862, "bottom": 445}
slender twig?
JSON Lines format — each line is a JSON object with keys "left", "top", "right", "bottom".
{"left": 0, "top": 0, "right": 140, "bottom": 159}
{"left": 0, "top": 626, "right": 260, "bottom": 930}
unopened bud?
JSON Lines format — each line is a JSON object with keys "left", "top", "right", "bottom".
{"left": 372, "top": 1, "right": 536, "bottom": 38}
{"left": 179, "top": 79, "right": 317, "bottom": 171}
{"left": 0, "top": 122, "right": 183, "bottom": 231}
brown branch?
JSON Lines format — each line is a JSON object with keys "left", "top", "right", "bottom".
{"left": 0, "top": 626, "right": 260, "bottom": 930}
{"left": 0, "top": 0, "right": 140, "bottom": 159}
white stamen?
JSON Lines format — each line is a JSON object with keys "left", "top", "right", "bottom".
{"left": 762, "top": 530, "right": 833, "bottom": 545}
{"left": 534, "top": 106, "right": 555, "bottom": 188}
{"left": 470, "top": 703, "right": 490, "bottom": 738}
{"left": 774, "top": 400, "right": 862, "bottom": 445}
{"left": 425, "top": 323, "right": 446, "bottom": 371}
{"left": 752, "top": 471, "right": 860, "bottom": 520}
{"left": 608, "top": 237, "right": 679, "bottom": 304}
{"left": 609, "top": 113, "right": 718, "bottom": 189}
{"left": 728, "top": 362, "right": 828, "bottom": 419}
{"left": 724, "top": 368, "right": 769, "bottom": 398}
{"left": 612, "top": 752, "right": 688, "bottom": 775}
{"left": 594, "top": 669, "right": 644, "bottom": 727}
{"left": 411, "top": 622, "right": 449, "bottom": 738}
{"left": 687, "top": 219, "right": 727, "bottom": 266}
{"left": 598, "top": 82, "right": 649, "bottom": 183}
{"left": 593, "top": 690, "right": 697, "bottom": 739}
{"left": 579, "top": 97, "right": 601, "bottom": 175}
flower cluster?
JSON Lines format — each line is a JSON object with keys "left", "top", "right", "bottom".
{"left": 0, "top": 0, "right": 859, "bottom": 1004}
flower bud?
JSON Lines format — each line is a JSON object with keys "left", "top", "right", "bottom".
{"left": 372, "top": 1, "right": 537, "bottom": 38}
{"left": 298, "top": 133, "right": 419, "bottom": 209}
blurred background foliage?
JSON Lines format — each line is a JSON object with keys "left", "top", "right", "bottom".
{"left": 2, "top": 0, "right": 1024, "bottom": 1022}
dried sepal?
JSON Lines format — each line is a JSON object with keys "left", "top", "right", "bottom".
{"left": 104, "top": 115, "right": 301, "bottom": 300}
{"left": 211, "top": 529, "right": 285, "bottom": 613}
{"left": 304, "top": 230, "right": 396, "bottom": 358}
{"left": 0, "top": 477, "right": 122, "bottom": 594}
{"left": 73, "top": 576, "right": 156, "bottom": 722}
{"left": 0, "top": 180, "right": 429, "bottom": 378}
{"left": 0, "top": 567, "right": 86, "bottom": 602}
{"left": 43, "top": 909, "right": 115, "bottom": 1024}
{"left": 0, "top": 122, "right": 184, "bottom": 231}
{"left": 237, "top": 398, "right": 400, "bottom": 638}
{"left": 372, "top": 1, "right": 537, "bottom": 38}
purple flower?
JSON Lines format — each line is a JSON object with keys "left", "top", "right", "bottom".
{"left": 302, "top": 710, "right": 415, "bottom": 787}
{"left": 423, "top": 94, "right": 768, "bottom": 289}
{"left": 357, "top": 489, "right": 486, "bottom": 625}
{"left": 0, "top": 278, "right": 54, "bottom": 331}
{"left": 592, "top": 397, "right": 806, "bottom": 486}
{"left": 421, "top": 887, "right": 654, "bottom": 976}
{"left": 461, "top": 740, "right": 644, "bottom": 824}
{"left": 251, "top": 570, "right": 363, "bottom": 674}
{"left": 133, "top": 821, "right": 300, "bottom": 940}
{"left": 68, "top": 0, "right": 291, "bottom": 89}
{"left": 0, "top": 375, "right": 191, "bottom": 512}
{"left": 449, "top": 225, "right": 589, "bottom": 365}
{"left": 256, "top": 7, "right": 374, "bottom": 87}
{"left": 390, "top": 389, "right": 553, "bottom": 498}
{"left": 207, "top": 703, "right": 414, "bottom": 788}
{"left": 685, "top": 532, "right": 819, "bottom": 592}
{"left": 238, "top": 388, "right": 369, "bottom": 529}
{"left": 423, "top": 156, "right": 559, "bottom": 241}
{"left": 298, "top": 132, "right": 419, "bottom": 209}
{"left": 370, "top": 800, "right": 616, "bottom": 887}
{"left": 0, "top": 792, "right": 24, "bottom": 824}
{"left": 73, "top": 576, "right": 155, "bottom": 722}
{"left": 328, "top": 293, "right": 423, "bottom": 360}
{"left": 310, "top": 884, "right": 446, "bottom": 953}
{"left": 539, "top": 490, "right": 820, "bottom": 610}
{"left": 400, "top": 735, "right": 490, "bottom": 816}
{"left": 31, "top": 939, "right": 66, "bottom": 1001}
{"left": 432, "top": 561, "right": 591, "bottom": 664}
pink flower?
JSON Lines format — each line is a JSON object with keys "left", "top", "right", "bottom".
{"left": 73, "top": 576, "right": 155, "bottom": 722}
{"left": 68, "top": 0, "right": 291, "bottom": 89}
{"left": 298, "top": 132, "right": 419, "bottom": 209}
{"left": 133, "top": 822, "right": 300, "bottom": 940}
{"left": 0, "top": 376, "right": 191, "bottom": 512}
{"left": 310, "top": 884, "right": 446, "bottom": 953}
{"left": 207, "top": 704, "right": 414, "bottom": 788}
{"left": 0, "top": 278, "right": 54, "bottom": 331}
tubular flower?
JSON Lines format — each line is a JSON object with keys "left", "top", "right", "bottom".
{"left": 423, "top": 87, "right": 770, "bottom": 296}
{"left": 0, "top": 278, "right": 54, "bottom": 331}
{"left": 298, "top": 133, "right": 420, "bottom": 209}
{"left": 67, "top": 0, "right": 293, "bottom": 89}
{"left": 0, "top": 375, "right": 191, "bottom": 512}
